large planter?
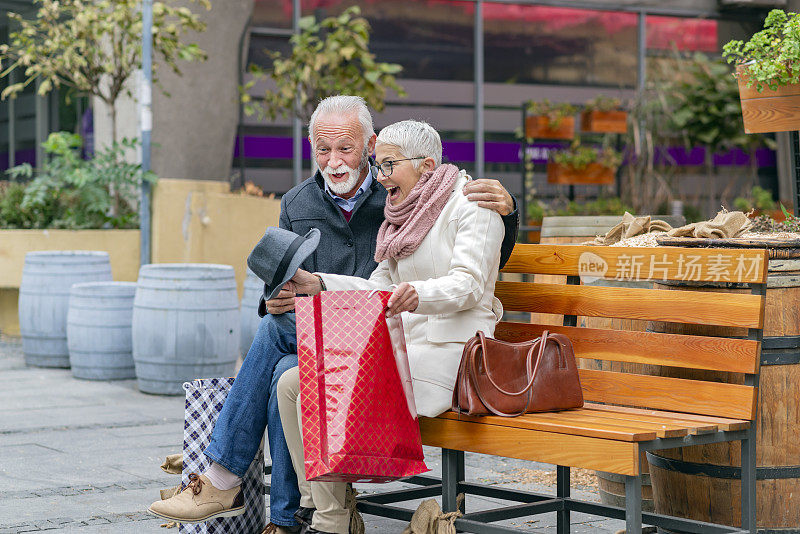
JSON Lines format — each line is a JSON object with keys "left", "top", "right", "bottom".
{"left": 18, "top": 251, "right": 113, "bottom": 368}
{"left": 132, "top": 263, "right": 240, "bottom": 395}
{"left": 580, "top": 110, "right": 627, "bottom": 134}
{"left": 643, "top": 246, "right": 800, "bottom": 532}
{"left": 67, "top": 281, "right": 137, "bottom": 380}
{"left": 737, "top": 67, "right": 800, "bottom": 134}
{"left": 547, "top": 162, "right": 615, "bottom": 185}
{"left": 524, "top": 115, "right": 575, "bottom": 140}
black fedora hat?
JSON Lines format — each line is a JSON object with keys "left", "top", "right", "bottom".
{"left": 247, "top": 227, "right": 321, "bottom": 301}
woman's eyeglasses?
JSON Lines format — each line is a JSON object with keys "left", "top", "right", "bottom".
{"left": 377, "top": 157, "right": 425, "bottom": 177}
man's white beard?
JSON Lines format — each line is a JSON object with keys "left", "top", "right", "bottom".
{"left": 322, "top": 164, "right": 360, "bottom": 195}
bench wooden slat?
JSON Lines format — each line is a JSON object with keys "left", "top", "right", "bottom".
{"left": 501, "top": 244, "right": 769, "bottom": 284}
{"left": 584, "top": 403, "right": 750, "bottom": 432}
{"left": 490, "top": 409, "right": 690, "bottom": 438}
{"left": 496, "top": 281, "right": 764, "bottom": 329}
{"left": 420, "top": 416, "right": 640, "bottom": 475}
{"left": 437, "top": 411, "right": 659, "bottom": 441}
{"left": 578, "top": 406, "right": 719, "bottom": 435}
{"left": 578, "top": 369, "right": 758, "bottom": 420}
{"left": 495, "top": 322, "right": 760, "bottom": 374}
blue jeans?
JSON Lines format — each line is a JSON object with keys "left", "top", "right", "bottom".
{"left": 204, "top": 312, "right": 301, "bottom": 527}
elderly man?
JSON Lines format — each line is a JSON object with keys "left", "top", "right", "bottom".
{"left": 148, "top": 95, "right": 519, "bottom": 533}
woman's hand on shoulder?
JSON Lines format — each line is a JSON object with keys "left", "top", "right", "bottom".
{"left": 386, "top": 282, "right": 418, "bottom": 318}
{"left": 463, "top": 178, "right": 514, "bottom": 216}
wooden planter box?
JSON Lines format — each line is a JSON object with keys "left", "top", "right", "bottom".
{"left": 580, "top": 110, "right": 628, "bottom": 134}
{"left": 547, "top": 162, "right": 616, "bottom": 185}
{"left": 737, "top": 67, "right": 800, "bottom": 134}
{"left": 525, "top": 115, "right": 575, "bottom": 140}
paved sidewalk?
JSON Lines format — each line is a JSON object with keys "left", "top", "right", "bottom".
{"left": 0, "top": 336, "right": 625, "bottom": 533}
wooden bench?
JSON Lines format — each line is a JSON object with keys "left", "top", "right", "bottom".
{"left": 358, "top": 243, "right": 769, "bottom": 534}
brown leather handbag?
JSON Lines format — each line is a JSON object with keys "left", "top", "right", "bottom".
{"left": 452, "top": 330, "right": 584, "bottom": 417}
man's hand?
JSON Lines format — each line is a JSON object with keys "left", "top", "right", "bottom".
{"left": 386, "top": 282, "right": 418, "bottom": 318}
{"left": 265, "top": 288, "right": 297, "bottom": 315}
{"left": 287, "top": 268, "right": 323, "bottom": 296}
{"left": 463, "top": 178, "right": 514, "bottom": 216}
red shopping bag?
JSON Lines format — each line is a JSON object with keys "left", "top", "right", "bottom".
{"left": 296, "top": 290, "right": 428, "bottom": 483}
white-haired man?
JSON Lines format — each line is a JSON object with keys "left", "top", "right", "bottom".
{"left": 149, "top": 96, "right": 519, "bottom": 533}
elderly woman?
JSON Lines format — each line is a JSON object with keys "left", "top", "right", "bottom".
{"left": 277, "top": 120, "right": 504, "bottom": 534}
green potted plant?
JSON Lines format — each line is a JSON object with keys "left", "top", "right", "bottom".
{"left": 723, "top": 9, "right": 800, "bottom": 133}
{"left": 524, "top": 100, "right": 578, "bottom": 140}
{"left": 547, "top": 142, "right": 622, "bottom": 185}
{"left": 581, "top": 96, "right": 628, "bottom": 134}
{"left": 3, "top": 132, "right": 156, "bottom": 229}
{"left": 733, "top": 186, "right": 784, "bottom": 221}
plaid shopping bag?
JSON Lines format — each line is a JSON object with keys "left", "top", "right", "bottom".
{"left": 180, "top": 377, "right": 266, "bottom": 534}
{"left": 297, "top": 290, "right": 428, "bottom": 483}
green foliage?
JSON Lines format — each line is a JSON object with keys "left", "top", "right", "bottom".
{"left": 525, "top": 99, "right": 578, "bottom": 128}
{"left": 0, "top": 0, "right": 209, "bottom": 140}
{"left": 723, "top": 9, "right": 800, "bottom": 92}
{"left": 550, "top": 142, "right": 622, "bottom": 171}
{"left": 243, "top": 6, "right": 405, "bottom": 123}
{"left": 668, "top": 53, "right": 769, "bottom": 155}
{"left": 583, "top": 96, "right": 623, "bottom": 112}
{"left": 527, "top": 197, "right": 632, "bottom": 220}
{"left": 733, "top": 186, "right": 777, "bottom": 212}
{"left": 1, "top": 132, "right": 156, "bottom": 229}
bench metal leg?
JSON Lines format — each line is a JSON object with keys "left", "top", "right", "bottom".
{"left": 741, "top": 432, "right": 756, "bottom": 533}
{"left": 557, "top": 466, "right": 570, "bottom": 534}
{"left": 625, "top": 475, "right": 642, "bottom": 534}
{"left": 442, "top": 448, "right": 465, "bottom": 514}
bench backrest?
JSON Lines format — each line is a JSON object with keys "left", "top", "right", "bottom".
{"left": 496, "top": 244, "right": 769, "bottom": 421}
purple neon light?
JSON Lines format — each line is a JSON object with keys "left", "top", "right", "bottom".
{"left": 232, "top": 135, "right": 776, "bottom": 168}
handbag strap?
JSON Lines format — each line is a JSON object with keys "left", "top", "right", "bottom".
{"left": 469, "top": 331, "right": 550, "bottom": 417}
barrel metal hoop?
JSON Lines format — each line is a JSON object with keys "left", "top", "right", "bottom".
{"left": 646, "top": 451, "right": 800, "bottom": 480}
{"left": 761, "top": 335, "right": 800, "bottom": 366}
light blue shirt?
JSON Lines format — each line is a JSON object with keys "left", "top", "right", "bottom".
{"left": 324, "top": 167, "right": 376, "bottom": 212}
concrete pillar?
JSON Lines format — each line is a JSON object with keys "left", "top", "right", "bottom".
{"left": 93, "top": 0, "right": 253, "bottom": 178}
{"left": 150, "top": 0, "right": 253, "bottom": 182}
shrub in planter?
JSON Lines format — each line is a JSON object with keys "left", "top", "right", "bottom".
{"left": 525, "top": 100, "right": 578, "bottom": 139}
{"left": 580, "top": 96, "right": 628, "bottom": 134}
{"left": 3, "top": 132, "right": 156, "bottom": 229}
{"left": 733, "top": 186, "right": 785, "bottom": 221}
{"left": 547, "top": 143, "right": 622, "bottom": 185}
{"left": 723, "top": 9, "right": 800, "bottom": 133}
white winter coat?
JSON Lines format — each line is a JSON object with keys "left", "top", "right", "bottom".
{"left": 319, "top": 171, "right": 504, "bottom": 417}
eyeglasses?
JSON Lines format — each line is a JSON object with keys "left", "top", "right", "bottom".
{"left": 377, "top": 157, "right": 425, "bottom": 177}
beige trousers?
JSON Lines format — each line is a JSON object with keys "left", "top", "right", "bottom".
{"left": 277, "top": 366, "right": 350, "bottom": 534}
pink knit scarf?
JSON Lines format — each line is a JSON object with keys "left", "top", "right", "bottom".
{"left": 374, "top": 163, "right": 460, "bottom": 262}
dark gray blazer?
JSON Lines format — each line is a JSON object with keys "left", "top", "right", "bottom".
{"left": 257, "top": 166, "right": 519, "bottom": 316}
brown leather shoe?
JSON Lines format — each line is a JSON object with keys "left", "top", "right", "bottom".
{"left": 148, "top": 473, "right": 244, "bottom": 523}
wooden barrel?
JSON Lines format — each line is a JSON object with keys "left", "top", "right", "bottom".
{"left": 240, "top": 268, "right": 263, "bottom": 355}
{"left": 132, "top": 264, "right": 240, "bottom": 395}
{"left": 67, "top": 281, "right": 137, "bottom": 380}
{"left": 18, "top": 251, "right": 113, "bottom": 368}
{"left": 646, "top": 258, "right": 800, "bottom": 532}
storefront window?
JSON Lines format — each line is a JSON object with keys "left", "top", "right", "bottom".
{"left": 483, "top": 5, "right": 637, "bottom": 87}
{"left": 302, "top": 0, "right": 475, "bottom": 81}
{"left": 252, "top": 0, "right": 293, "bottom": 30}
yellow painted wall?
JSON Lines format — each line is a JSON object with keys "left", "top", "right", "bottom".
{"left": 0, "top": 178, "right": 281, "bottom": 337}
{"left": 151, "top": 178, "right": 282, "bottom": 295}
